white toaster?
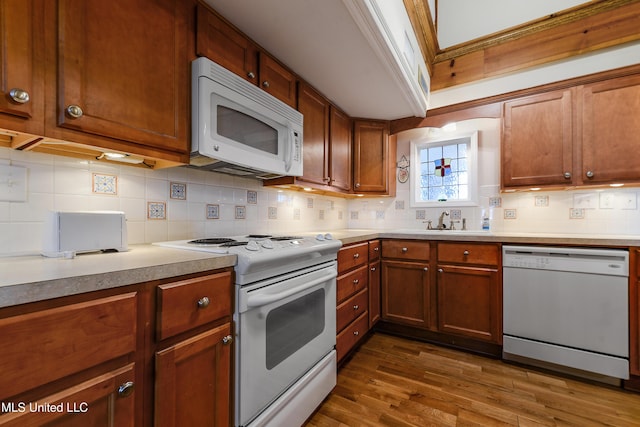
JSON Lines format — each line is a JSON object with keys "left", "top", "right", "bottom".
{"left": 42, "top": 211, "right": 128, "bottom": 257}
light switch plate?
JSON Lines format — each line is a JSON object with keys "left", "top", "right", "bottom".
{"left": 0, "top": 165, "right": 27, "bottom": 202}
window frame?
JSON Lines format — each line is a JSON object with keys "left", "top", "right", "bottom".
{"left": 409, "top": 130, "right": 479, "bottom": 207}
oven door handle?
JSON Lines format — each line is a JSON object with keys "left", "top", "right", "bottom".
{"left": 246, "top": 269, "right": 337, "bottom": 308}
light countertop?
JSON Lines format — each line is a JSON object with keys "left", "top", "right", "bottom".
{"left": 2, "top": 230, "right": 639, "bottom": 308}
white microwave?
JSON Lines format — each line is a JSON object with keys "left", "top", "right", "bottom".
{"left": 190, "top": 57, "right": 303, "bottom": 179}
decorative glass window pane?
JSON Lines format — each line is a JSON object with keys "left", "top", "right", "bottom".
{"left": 410, "top": 131, "right": 478, "bottom": 207}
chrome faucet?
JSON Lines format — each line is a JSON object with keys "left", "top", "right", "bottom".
{"left": 437, "top": 210, "right": 449, "bottom": 230}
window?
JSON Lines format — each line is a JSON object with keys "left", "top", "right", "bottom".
{"left": 410, "top": 131, "right": 478, "bottom": 207}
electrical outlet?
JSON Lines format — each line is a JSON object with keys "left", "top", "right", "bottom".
{"left": 599, "top": 192, "right": 615, "bottom": 209}
{"left": 0, "top": 165, "right": 27, "bottom": 202}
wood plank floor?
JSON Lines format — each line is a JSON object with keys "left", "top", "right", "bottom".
{"left": 305, "top": 333, "right": 640, "bottom": 427}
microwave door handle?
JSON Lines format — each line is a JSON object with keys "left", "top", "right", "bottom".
{"left": 284, "top": 129, "right": 293, "bottom": 172}
{"left": 246, "top": 269, "right": 337, "bottom": 308}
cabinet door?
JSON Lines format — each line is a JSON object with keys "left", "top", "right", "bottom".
{"left": 297, "top": 82, "right": 330, "bottom": 186}
{"left": 437, "top": 265, "right": 501, "bottom": 343}
{"left": 259, "top": 53, "right": 297, "bottom": 108}
{"left": 581, "top": 74, "right": 640, "bottom": 184}
{"left": 502, "top": 89, "right": 574, "bottom": 188}
{"left": 0, "top": 0, "right": 44, "bottom": 134}
{"left": 329, "top": 106, "right": 352, "bottom": 191}
{"left": 368, "top": 259, "right": 381, "bottom": 327}
{"left": 196, "top": 3, "right": 258, "bottom": 84}
{"left": 49, "top": 0, "right": 189, "bottom": 155}
{"left": 155, "top": 323, "right": 232, "bottom": 427}
{"left": 381, "top": 260, "right": 430, "bottom": 328}
{"left": 353, "top": 120, "right": 392, "bottom": 193}
{"left": 0, "top": 364, "right": 136, "bottom": 427}
{"left": 631, "top": 248, "right": 640, "bottom": 376}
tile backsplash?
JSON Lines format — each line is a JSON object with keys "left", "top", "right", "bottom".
{"left": 0, "top": 147, "right": 347, "bottom": 256}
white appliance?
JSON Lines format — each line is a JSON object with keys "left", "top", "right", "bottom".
{"left": 503, "top": 245, "right": 629, "bottom": 382}
{"left": 154, "top": 234, "right": 342, "bottom": 426}
{"left": 190, "top": 56, "right": 303, "bottom": 179}
{"left": 42, "top": 211, "right": 128, "bottom": 258}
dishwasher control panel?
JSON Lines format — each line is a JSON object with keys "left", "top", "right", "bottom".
{"left": 502, "top": 245, "right": 628, "bottom": 276}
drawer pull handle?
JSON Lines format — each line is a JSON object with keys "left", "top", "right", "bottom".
{"left": 117, "top": 381, "right": 135, "bottom": 398}
{"left": 222, "top": 335, "right": 233, "bottom": 345}
{"left": 370, "top": 267, "right": 376, "bottom": 272}
{"left": 438, "top": 268, "right": 444, "bottom": 273}
{"left": 353, "top": 279, "right": 359, "bottom": 285}
{"left": 9, "top": 88, "right": 30, "bottom": 104}
{"left": 401, "top": 247, "right": 408, "bottom": 253}
{"left": 353, "top": 253, "right": 360, "bottom": 259}
{"left": 197, "top": 296, "right": 210, "bottom": 308}
{"left": 423, "top": 267, "right": 429, "bottom": 272}
{"left": 353, "top": 331, "right": 359, "bottom": 336}
{"left": 374, "top": 247, "right": 379, "bottom": 252}
{"left": 463, "top": 250, "right": 469, "bottom": 256}
{"left": 353, "top": 304, "right": 359, "bottom": 310}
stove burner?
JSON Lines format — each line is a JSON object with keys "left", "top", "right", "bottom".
{"left": 220, "top": 241, "right": 249, "bottom": 247}
{"left": 188, "top": 238, "right": 235, "bottom": 245}
{"left": 270, "top": 236, "right": 303, "bottom": 241}
{"left": 246, "top": 234, "right": 272, "bottom": 239}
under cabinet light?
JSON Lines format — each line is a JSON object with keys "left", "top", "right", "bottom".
{"left": 97, "top": 152, "right": 145, "bottom": 164}
{"left": 610, "top": 183, "right": 624, "bottom": 187}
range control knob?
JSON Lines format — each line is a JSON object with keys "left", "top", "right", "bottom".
{"left": 260, "top": 240, "right": 274, "bottom": 249}
{"left": 245, "top": 240, "right": 260, "bottom": 251}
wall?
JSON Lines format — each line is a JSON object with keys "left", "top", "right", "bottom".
{"left": 347, "top": 118, "right": 640, "bottom": 236}
{"left": 0, "top": 147, "right": 348, "bottom": 256}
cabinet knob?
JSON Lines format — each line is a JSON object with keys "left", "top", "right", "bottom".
{"left": 222, "top": 335, "right": 233, "bottom": 345}
{"left": 355, "top": 183, "right": 361, "bottom": 188}
{"left": 370, "top": 267, "right": 376, "bottom": 272}
{"left": 586, "top": 170, "right": 594, "bottom": 179}
{"left": 352, "top": 279, "right": 359, "bottom": 285}
{"left": 66, "top": 104, "right": 84, "bottom": 119}
{"left": 423, "top": 267, "right": 429, "bottom": 272}
{"left": 353, "top": 304, "right": 359, "bottom": 310}
{"left": 247, "top": 71, "right": 256, "bottom": 79}
{"left": 353, "top": 331, "right": 359, "bottom": 336}
{"left": 564, "top": 172, "right": 572, "bottom": 179}
{"left": 9, "top": 88, "right": 30, "bottom": 104}
{"left": 463, "top": 250, "right": 469, "bottom": 256}
{"left": 438, "top": 268, "right": 444, "bottom": 273}
{"left": 117, "top": 381, "right": 135, "bottom": 398}
{"left": 353, "top": 253, "right": 360, "bottom": 259}
{"left": 401, "top": 247, "right": 408, "bottom": 253}
{"left": 374, "top": 247, "right": 379, "bottom": 252}
{"left": 197, "top": 296, "right": 210, "bottom": 309}
{"left": 262, "top": 81, "right": 270, "bottom": 88}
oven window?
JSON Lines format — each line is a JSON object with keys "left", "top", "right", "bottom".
{"left": 216, "top": 105, "right": 279, "bottom": 155}
{"left": 265, "top": 289, "right": 325, "bottom": 370}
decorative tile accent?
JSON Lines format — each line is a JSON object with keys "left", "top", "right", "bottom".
{"left": 147, "top": 201, "right": 166, "bottom": 220}
{"left": 307, "top": 198, "right": 314, "bottom": 208}
{"left": 319, "top": 209, "right": 325, "bottom": 220}
{"left": 92, "top": 173, "right": 117, "bottom": 195}
{"left": 235, "top": 205, "right": 246, "bottom": 219}
{"left": 247, "top": 190, "right": 257, "bottom": 204}
{"left": 268, "top": 206, "right": 278, "bottom": 220}
{"left": 206, "top": 204, "right": 219, "bottom": 219}
{"left": 170, "top": 182, "right": 187, "bottom": 200}
{"left": 504, "top": 209, "right": 517, "bottom": 219}
{"left": 415, "top": 210, "right": 426, "bottom": 220}
{"left": 395, "top": 200, "right": 405, "bottom": 210}
{"left": 489, "top": 197, "right": 502, "bottom": 208}
{"left": 534, "top": 195, "right": 549, "bottom": 207}
{"left": 570, "top": 208, "right": 585, "bottom": 219}
{"left": 293, "top": 208, "right": 301, "bottom": 220}
{"left": 350, "top": 211, "right": 359, "bottom": 220}
{"left": 376, "top": 210, "right": 385, "bottom": 220}
{"left": 450, "top": 209, "right": 462, "bottom": 220}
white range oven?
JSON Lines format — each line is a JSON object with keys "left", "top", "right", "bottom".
{"left": 155, "top": 234, "right": 342, "bottom": 426}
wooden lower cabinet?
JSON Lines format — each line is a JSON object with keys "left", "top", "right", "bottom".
{"left": 155, "top": 323, "right": 232, "bottom": 427}
{"left": 0, "top": 268, "right": 233, "bottom": 427}
{"left": 381, "top": 260, "right": 431, "bottom": 328}
{"left": 630, "top": 248, "right": 640, "bottom": 377}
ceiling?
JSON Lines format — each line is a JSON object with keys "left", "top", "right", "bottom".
{"left": 203, "top": 0, "right": 625, "bottom": 121}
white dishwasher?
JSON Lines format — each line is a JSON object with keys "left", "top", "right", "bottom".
{"left": 502, "top": 245, "right": 629, "bottom": 381}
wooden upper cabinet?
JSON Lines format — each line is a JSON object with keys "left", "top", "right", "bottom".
{"left": 46, "top": 0, "right": 190, "bottom": 156}
{"left": 259, "top": 53, "right": 297, "bottom": 108}
{"left": 353, "top": 120, "right": 396, "bottom": 195}
{"left": 196, "top": 3, "right": 258, "bottom": 84}
{"left": 297, "top": 81, "right": 330, "bottom": 186}
{"left": 0, "top": 0, "right": 44, "bottom": 134}
{"left": 502, "top": 89, "right": 574, "bottom": 188}
{"left": 580, "top": 74, "right": 640, "bottom": 185}
{"left": 329, "top": 106, "right": 353, "bottom": 191}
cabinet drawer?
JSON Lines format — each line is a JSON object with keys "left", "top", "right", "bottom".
{"left": 157, "top": 271, "right": 232, "bottom": 341}
{"left": 437, "top": 242, "right": 500, "bottom": 266}
{"left": 338, "top": 242, "right": 368, "bottom": 273}
{"left": 337, "top": 288, "right": 368, "bottom": 333}
{"left": 337, "top": 265, "right": 368, "bottom": 304}
{"left": 382, "top": 240, "right": 430, "bottom": 261}
{"left": 0, "top": 293, "right": 137, "bottom": 399}
{"left": 368, "top": 240, "right": 381, "bottom": 261}
{"left": 337, "top": 311, "right": 368, "bottom": 362}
